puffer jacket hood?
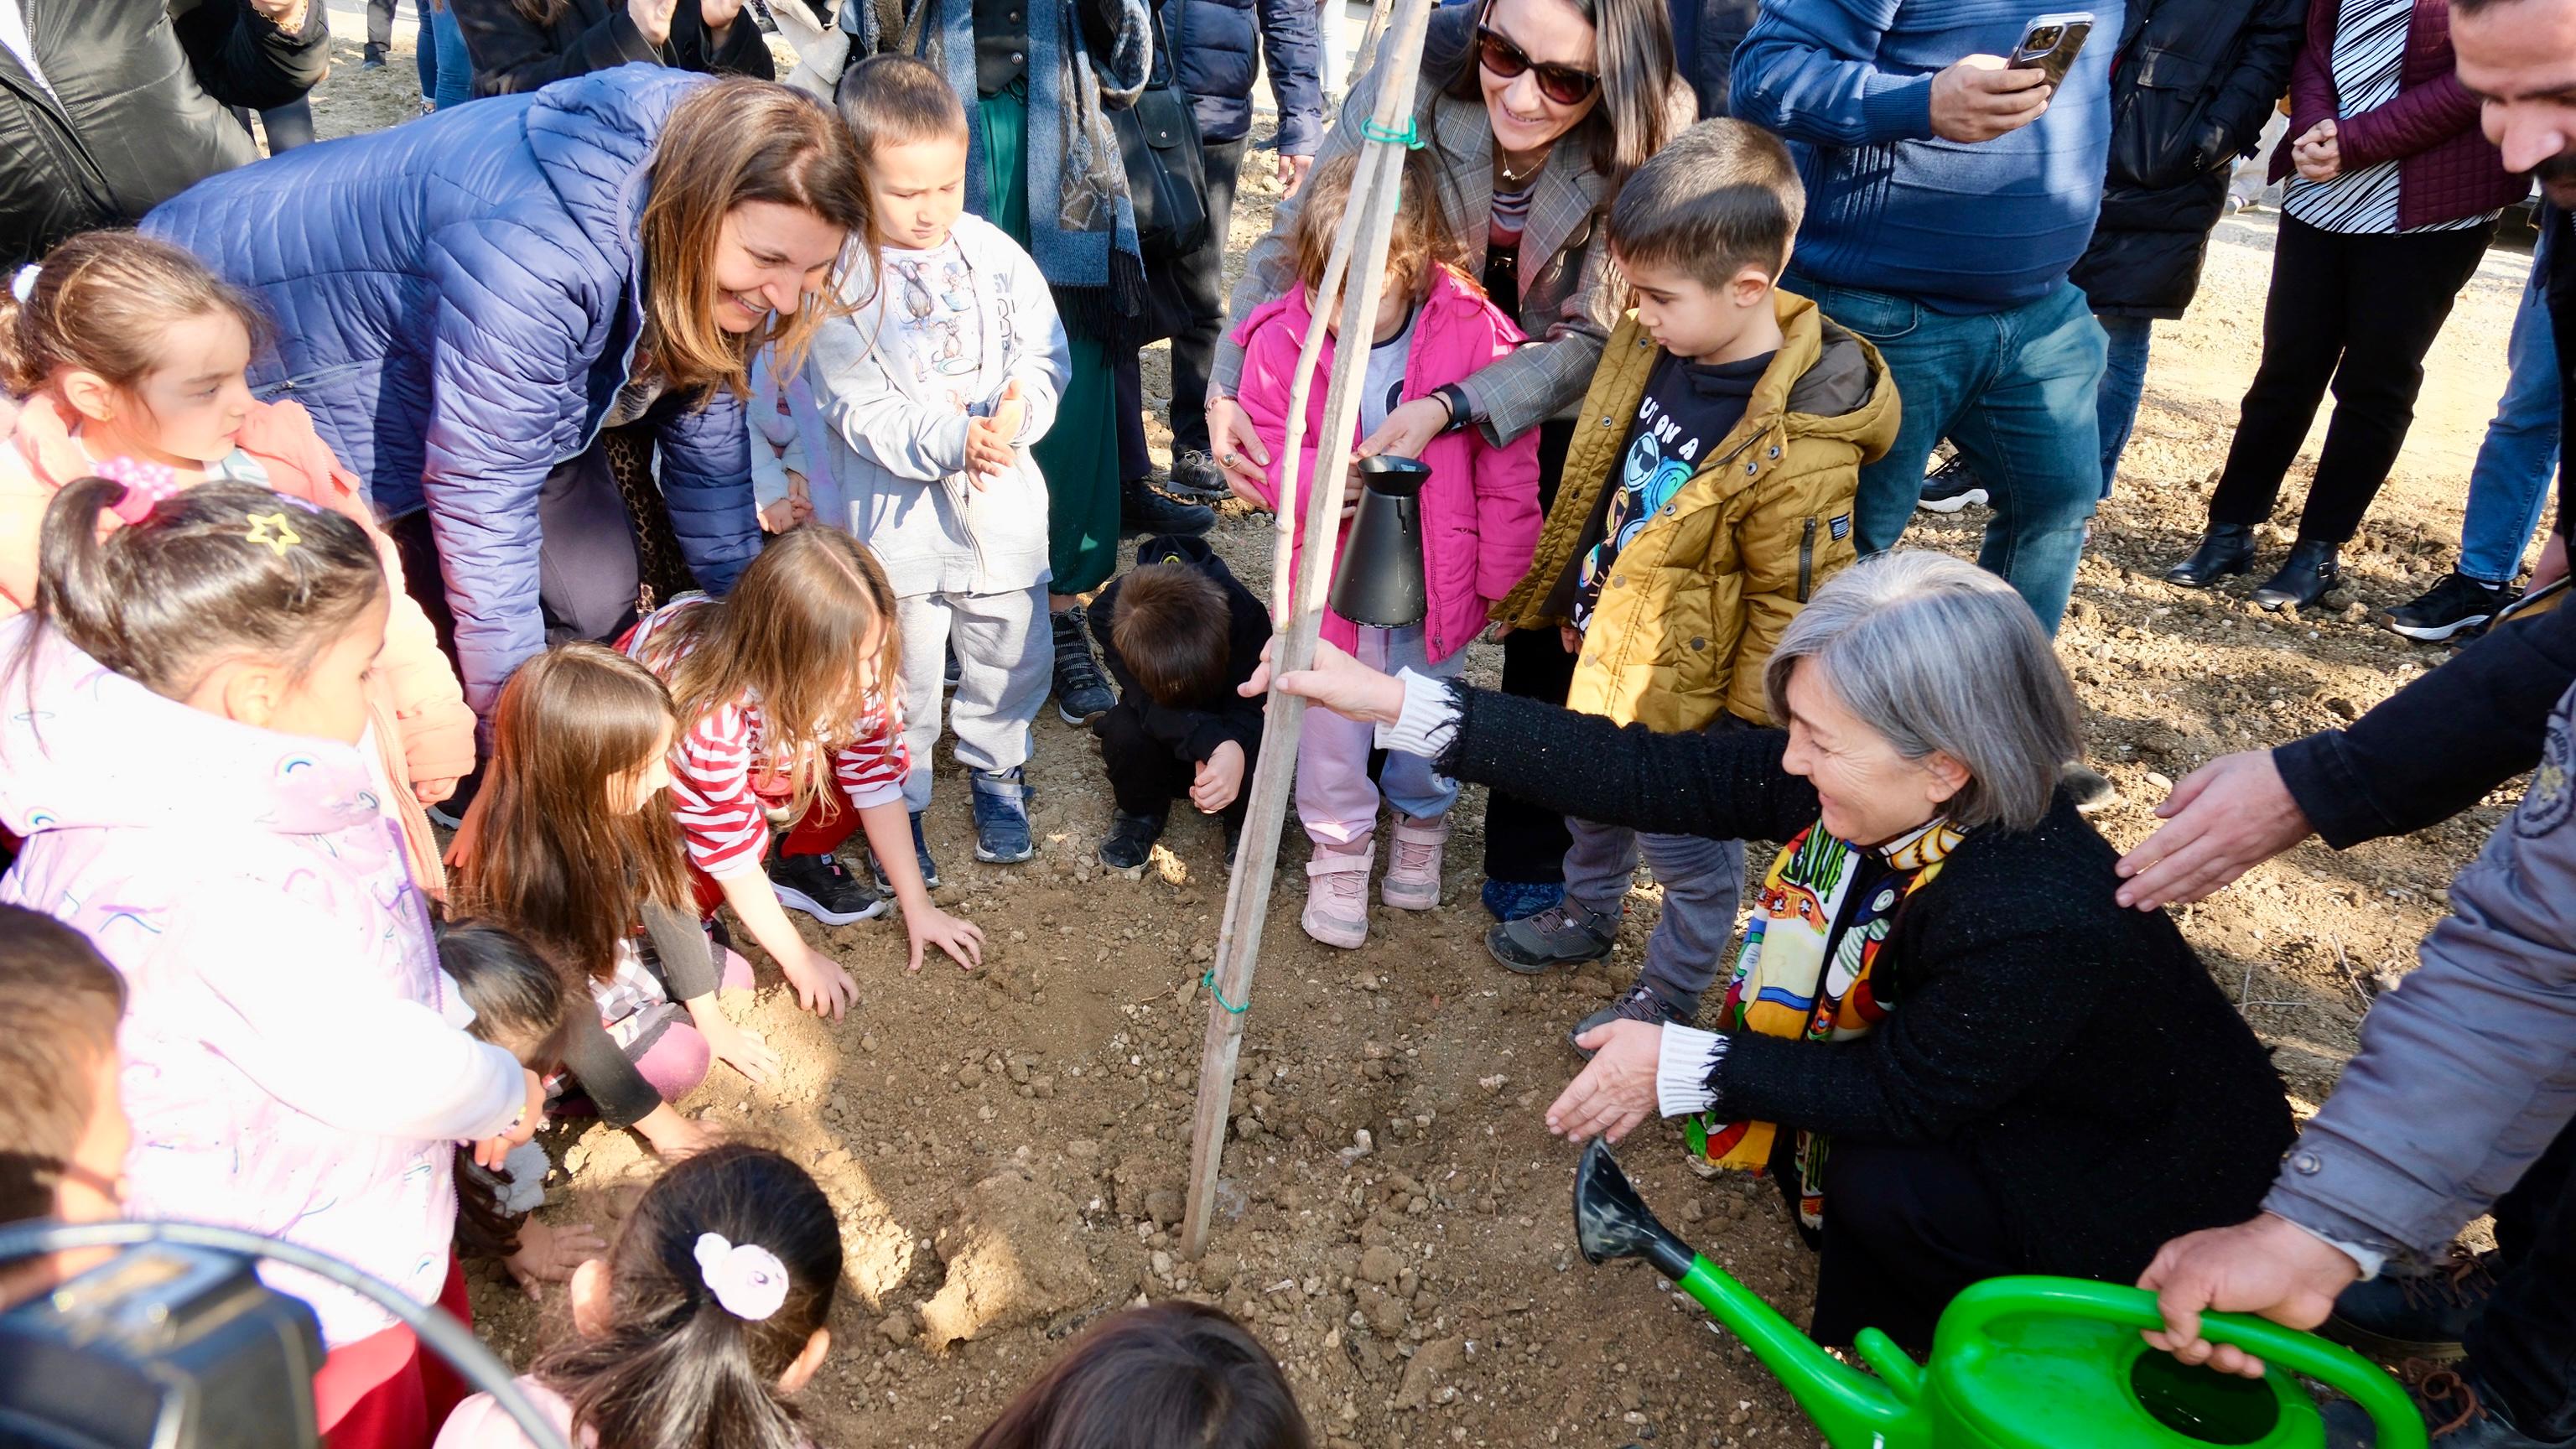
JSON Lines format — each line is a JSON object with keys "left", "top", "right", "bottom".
{"left": 1497, "top": 290, "right": 1900, "bottom": 730}
{"left": 0, "top": 620, "right": 522, "bottom": 1349}
{"left": 143, "top": 65, "right": 761, "bottom": 714}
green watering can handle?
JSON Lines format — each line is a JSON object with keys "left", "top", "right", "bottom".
{"left": 1933, "top": 1277, "right": 2428, "bottom": 1449}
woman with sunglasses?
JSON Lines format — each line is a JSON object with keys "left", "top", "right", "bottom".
{"left": 1202, "top": 0, "right": 1690, "bottom": 926}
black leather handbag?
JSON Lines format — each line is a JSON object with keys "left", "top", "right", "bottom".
{"left": 1114, "top": 6, "right": 1212, "bottom": 263}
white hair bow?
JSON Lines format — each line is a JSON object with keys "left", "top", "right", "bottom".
{"left": 9, "top": 264, "right": 38, "bottom": 304}
{"left": 693, "top": 1232, "right": 791, "bottom": 1322}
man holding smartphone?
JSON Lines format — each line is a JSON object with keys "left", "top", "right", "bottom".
{"left": 1727, "top": 0, "right": 2120, "bottom": 637}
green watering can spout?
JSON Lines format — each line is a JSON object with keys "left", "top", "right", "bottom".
{"left": 1573, "top": 1140, "right": 1925, "bottom": 1448}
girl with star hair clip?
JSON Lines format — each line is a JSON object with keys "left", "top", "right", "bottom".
{"left": 434, "top": 1144, "right": 840, "bottom": 1449}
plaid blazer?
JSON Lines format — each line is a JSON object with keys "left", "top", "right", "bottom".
{"left": 1211, "top": 7, "right": 1697, "bottom": 441}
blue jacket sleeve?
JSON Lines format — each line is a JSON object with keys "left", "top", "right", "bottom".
{"left": 1258, "top": 0, "right": 1327, "bottom": 157}
{"left": 652, "top": 388, "right": 761, "bottom": 597}
{"left": 1727, "top": 0, "right": 1941, "bottom": 148}
{"left": 420, "top": 223, "right": 600, "bottom": 714}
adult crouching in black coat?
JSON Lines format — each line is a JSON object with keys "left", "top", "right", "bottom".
{"left": 450, "top": 0, "right": 776, "bottom": 96}
{"left": 1258, "top": 552, "right": 2296, "bottom": 1349}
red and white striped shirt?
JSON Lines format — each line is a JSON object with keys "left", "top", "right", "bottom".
{"left": 624, "top": 600, "right": 908, "bottom": 878}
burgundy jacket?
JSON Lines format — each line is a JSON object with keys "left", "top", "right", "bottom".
{"left": 2268, "top": 0, "right": 2527, "bottom": 230}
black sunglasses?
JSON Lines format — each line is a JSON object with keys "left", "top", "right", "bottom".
{"left": 1475, "top": 24, "right": 1601, "bottom": 106}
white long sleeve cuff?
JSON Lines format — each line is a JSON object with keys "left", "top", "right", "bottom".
{"left": 1374, "top": 668, "right": 1462, "bottom": 758}
{"left": 1656, "top": 1024, "right": 1727, "bottom": 1118}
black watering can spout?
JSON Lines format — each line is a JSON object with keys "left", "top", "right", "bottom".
{"left": 1327, "top": 454, "right": 1431, "bottom": 627}
{"left": 1573, "top": 1140, "right": 1698, "bottom": 1282}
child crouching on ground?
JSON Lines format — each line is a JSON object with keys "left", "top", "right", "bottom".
{"left": 806, "top": 55, "right": 1068, "bottom": 878}
{"left": 1231, "top": 149, "right": 1541, "bottom": 950}
{"left": 1087, "top": 534, "right": 1270, "bottom": 870}
{"left": 1486, "top": 120, "right": 1898, "bottom": 1051}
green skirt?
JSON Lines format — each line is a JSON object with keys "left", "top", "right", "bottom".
{"left": 978, "top": 85, "right": 1122, "bottom": 596}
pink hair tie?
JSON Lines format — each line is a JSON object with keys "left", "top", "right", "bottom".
{"left": 93, "top": 457, "right": 182, "bottom": 526}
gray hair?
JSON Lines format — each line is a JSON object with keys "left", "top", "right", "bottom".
{"left": 1761, "top": 553, "right": 2080, "bottom": 834}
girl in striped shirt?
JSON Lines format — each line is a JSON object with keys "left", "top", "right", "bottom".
{"left": 628, "top": 527, "right": 984, "bottom": 1020}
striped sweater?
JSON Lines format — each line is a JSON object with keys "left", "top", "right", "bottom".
{"left": 624, "top": 599, "right": 908, "bottom": 878}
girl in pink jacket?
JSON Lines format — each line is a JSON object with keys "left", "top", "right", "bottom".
{"left": 0, "top": 232, "right": 475, "bottom": 892}
{"left": 1231, "top": 152, "right": 1541, "bottom": 950}
{"left": 0, "top": 480, "right": 538, "bottom": 1449}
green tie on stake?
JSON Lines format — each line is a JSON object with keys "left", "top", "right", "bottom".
{"left": 1572, "top": 1141, "right": 2427, "bottom": 1449}
{"left": 1177, "top": 0, "right": 1440, "bottom": 1263}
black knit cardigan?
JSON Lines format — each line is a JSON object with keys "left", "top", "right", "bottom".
{"left": 1438, "top": 683, "right": 2297, "bottom": 1285}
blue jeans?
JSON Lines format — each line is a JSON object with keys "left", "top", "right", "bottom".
{"left": 2459, "top": 236, "right": 2562, "bottom": 584}
{"left": 1792, "top": 276, "right": 2106, "bottom": 633}
{"left": 2095, "top": 314, "right": 2153, "bottom": 498}
{"left": 428, "top": 5, "right": 475, "bottom": 110}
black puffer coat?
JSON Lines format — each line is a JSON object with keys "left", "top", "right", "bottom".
{"left": 450, "top": 0, "right": 774, "bottom": 96}
{"left": 2070, "top": 0, "right": 2307, "bottom": 319}
{"left": 1165, "top": 0, "right": 1323, "bottom": 153}
{"left": 0, "top": 0, "right": 329, "bottom": 267}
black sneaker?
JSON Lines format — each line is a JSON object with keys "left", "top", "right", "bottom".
{"left": 769, "top": 850, "right": 886, "bottom": 925}
{"left": 868, "top": 810, "right": 943, "bottom": 897}
{"left": 2386, "top": 571, "right": 2514, "bottom": 643}
{"left": 1052, "top": 607, "right": 1115, "bottom": 725}
{"left": 1487, "top": 901, "right": 1618, "bottom": 974}
{"left": 1121, "top": 476, "right": 1214, "bottom": 538}
{"left": 1099, "top": 810, "right": 1165, "bottom": 870}
{"left": 2325, "top": 1253, "right": 2497, "bottom": 1363}
{"left": 1164, "top": 449, "right": 1231, "bottom": 503}
{"left": 1567, "top": 985, "right": 1690, "bottom": 1058}
{"left": 1916, "top": 452, "right": 1988, "bottom": 514}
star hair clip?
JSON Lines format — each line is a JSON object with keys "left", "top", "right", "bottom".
{"left": 244, "top": 512, "right": 303, "bottom": 556}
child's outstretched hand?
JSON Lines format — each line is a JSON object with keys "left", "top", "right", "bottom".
{"left": 699, "top": 1015, "right": 782, "bottom": 1085}
{"left": 782, "top": 943, "right": 860, "bottom": 1021}
{"left": 1192, "top": 740, "right": 1247, "bottom": 813}
{"left": 906, "top": 905, "right": 985, "bottom": 973}
{"left": 503, "top": 1217, "right": 609, "bottom": 1301}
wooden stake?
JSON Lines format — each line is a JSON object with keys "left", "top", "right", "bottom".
{"left": 1182, "top": 0, "right": 1435, "bottom": 1260}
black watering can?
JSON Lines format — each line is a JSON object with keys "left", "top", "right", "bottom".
{"left": 1327, "top": 454, "right": 1431, "bottom": 627}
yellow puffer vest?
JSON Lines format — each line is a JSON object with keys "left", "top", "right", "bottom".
{"left": 1494, "top": 291, "right": 1900, "bottom": 730}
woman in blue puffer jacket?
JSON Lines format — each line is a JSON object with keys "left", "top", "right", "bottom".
{"left": 143, "top": 67, "right": 865, "bottom": 719}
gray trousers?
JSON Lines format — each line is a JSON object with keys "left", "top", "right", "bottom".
{"left": 535, "top": 443, "right": 641, "bottom": 645}
{"left": 896, "top": 584, "right": 1050, "bottom": 812}
{"left": 1563, "top": 818, "right": 1745, "bottom": 1015}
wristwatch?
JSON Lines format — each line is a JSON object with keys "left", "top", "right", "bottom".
{"left": 1434, "top": 383, "right": 1475, "bottom": 434}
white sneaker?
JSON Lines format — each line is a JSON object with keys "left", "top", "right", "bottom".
{"left": 1301, "top": 848, "right": 1373, "bottom": 948}
{"left": 1381, "top": 814, "right": 1448, "bottom": 911}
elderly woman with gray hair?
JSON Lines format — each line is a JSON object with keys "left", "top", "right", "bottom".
{"left": 1258, "top": 553, "right": 2295, "bottom": 1348}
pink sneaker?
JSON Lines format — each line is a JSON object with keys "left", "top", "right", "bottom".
{"left": 1381, "top": 814, "right": 1449, "bottom": 911}
{"left": 1302, "top": 848, "right": 1373, "bottom": 948}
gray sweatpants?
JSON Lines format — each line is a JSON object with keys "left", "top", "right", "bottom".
{"left": 1562, "top": 818, "right": 1746, "bottom": 1016}
{"left": 896, "top": 584, "right": 1050, "bottom": 813}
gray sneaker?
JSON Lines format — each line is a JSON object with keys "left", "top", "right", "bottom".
{"left": 1486, "top": 901, "right": 1618, "bottom": 974}
{"left": 1568, "top": 985, "right": 1691, "bottom": 1057}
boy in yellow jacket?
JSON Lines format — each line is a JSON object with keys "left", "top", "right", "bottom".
{"left": 1486, "top": 120, "right": 1901, "bottom": 1052}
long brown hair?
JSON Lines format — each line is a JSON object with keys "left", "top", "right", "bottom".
{"left": 637, "top": 527, "right": 902, "bottom": 823}
{"left": 449, "top": 644, "right": 692, "bottom": 986}
{"left": 640, "top": 77, "right": 870, "bottom": 400}
{"left": 0, "top": 231, "right": 269, "bottom": 400}
{"left": 1434, "top": 0, "right": 1677, "bottom": 192}
{"left": 1287, "top": 149, "right": 1470, "bottom": 306}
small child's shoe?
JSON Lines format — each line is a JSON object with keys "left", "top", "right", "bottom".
{"left": 1301, "top": 848, "right": 1373, "bottom": 949}
{"left": 869, "top": 809, "right": 943, "bottom": 896}
{"left": 1099, "top": 810, "right": 1164, "bottom": 870}
{"left": 971, "top": 766, "right": 1036, "bottom": 864}
{"left": 1381, "top": 813, "right": 1449, "bottom": 911}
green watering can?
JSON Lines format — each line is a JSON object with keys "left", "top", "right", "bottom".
{"left": 1572, "top": 1140, "right": 2426, "bottom": 1449}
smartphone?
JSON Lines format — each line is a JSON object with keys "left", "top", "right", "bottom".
{"left": 2008, "top": 11, "right": 2095, "bottom": 88}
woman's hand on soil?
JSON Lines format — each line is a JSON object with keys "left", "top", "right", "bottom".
{"left": 503, "top": 1218, "right": 608, "bottom": 1299}
{"left": 1239, "top": 637, "right": 1407, "bottom": 724}
{"left": 1545, "top": 1022, "right": 1661, "bottom": 1144}
{"left": 1207, "top": 396, "right": 1272, "bottom": 496}
{"left": 783, "top": 945, "right": 860, "bottom": 1021}
{"left": 1356, "top": 397, "right": 1449, "bottom": 465}
{"left": 701, "top": 1015, "right": 780, "bottom": 1085}
{"left": 2137, "top": 1213, "right": 2360, "bottom": 1378}
{"left": 2113, "top": 750, "right": 2312, "bottom": 910}
{"left": 907, "top": 906, "right": 986, "bottom": 973}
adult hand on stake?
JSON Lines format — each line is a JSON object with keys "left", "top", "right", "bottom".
{"left": 1207, "top": 395, "right": 1273, "bottom": 497}
{"left": 2114, "top": 750, "right": 2312, "bottom": 909}
{"left": 1192, "top": 740, "right": 1247, "bottom": 812}
{"left": 2137, "top": 1213, "right": 2362, "bottom": 1378}
{"left": 1545, "top": 1021, "right": 1661, "bottom": 1143}
{"left": 1240, "top": 636, "right": 1408, "bottom": 724}
{"left": 1929, "top": 55, "right": 2052, "bottom": 143}
{"left": 627, "top": 0, "right": 682, "bottom": 46}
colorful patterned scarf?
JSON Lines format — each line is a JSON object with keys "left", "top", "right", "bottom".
{"left": 1685, "top": 815, "right": 1963, "bottom": 1228}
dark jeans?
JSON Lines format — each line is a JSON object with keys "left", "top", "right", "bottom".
{"left": 2471, "top": 1117, "right": 2576, "bottom": 1437}
{"left": 232, "top": 98, "right": 315, "bottom": 151}
{"left": 1481, "top": 418, "right": 1579, "bottom": 886}
{"left": 1167, "top": 136, "right": 1249, "bottom": 456}
{"left": 2207, "top": 214, "right": 2496, "bottom": 544}
{"left": 1808, "top": 1137, "right": 2024, "bottom": 1351}
{"left": 1096, "top": 704, "right": 1259, "bottom": 830}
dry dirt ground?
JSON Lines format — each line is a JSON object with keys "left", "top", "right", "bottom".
{"left": 308, "top": 44, "right": 2533, "bottom": 1447}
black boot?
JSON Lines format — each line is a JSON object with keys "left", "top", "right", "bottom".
{"left": 1121, "top": 475, "right": 1214, "bottom": 538}
{"left": 2251, "top": 538, "right": 2341, "bottom": 611}
{"left": 2164, "top": 522, "right": 2258, "bottom": 588}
